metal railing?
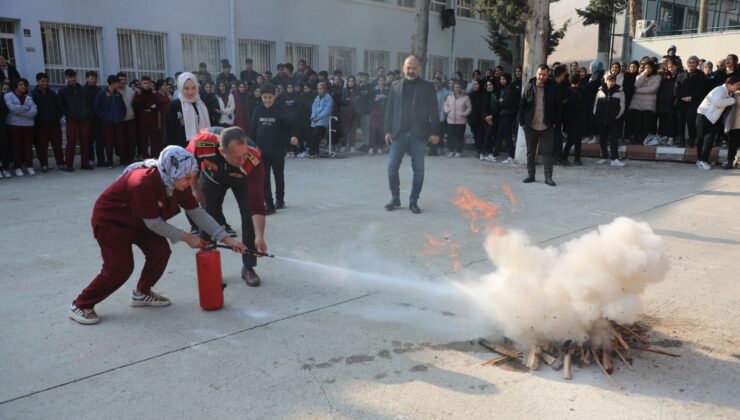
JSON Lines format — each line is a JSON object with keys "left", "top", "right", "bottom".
{"left": 285, "top": 42, "right": 318, "bottom": 69}
{"left": 238, "top": 39, "right": 275, "bottom": 74}
{"left": 117, "top": 29, "right": 167, "bottom": 81}
{"left": 643, "top": 0, "right": 740, "bottom": 36}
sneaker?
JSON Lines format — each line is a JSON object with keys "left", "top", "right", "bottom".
{"left": 698, "top": 161, "right": 711, "bottom": 171}
{"left": 297, "top": 151, "right": 309, "bottom": 158}
{"left": 610, "top": 159, "right": 626, "bottom": 167}
{"left": 501, "top": 157, "right": 514, "bottom": 164}
{"left": 131, "top": 289, "right": 171, "bottom": 307}
{"left": 2, "top": 169, "right": 11, "bottom": 178}
{"left": 225, "top": 225, "right": 238, "bottom": 237}
{"left": 485, "top": 154, "right": 496, "bottom": 162}
{"left": 597, "top": 159, "right": 610, "bottom": 164}
{"left": 69, "top": 304, "right": 100, "bottom": 325}
{"left": 447, "top": 152, "right": 454, "bottom": 158}
{"left": 454, "top": 152, "right": 461, "bottom": 158}
{"left": 14, "top": 168, "right": 24, "bottom": 177}
{"left": 189, "top": 226, "right": 200, "bottom": 235}
{"left": 666, "top": 137, "right": 674, "bottom": 146}
{"left": 479, "top": 153, "right": 486, "bottom": 161}
{"left": 26, "top": 167, "right": 36, "bottom": 175}
{"left": 368, "top": 148, "right": 375, "bottom": 155}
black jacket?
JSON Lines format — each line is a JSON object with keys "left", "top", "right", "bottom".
{"left": 674, "top": 70, "right": 705, "bottom": 104}
{"left": 656, "top": 72, "right": 677, "bottom": 113}
{"left": 240, "top": 69, "right": 259, "bottom": 84}
{"left": 622, "top": 72, "right": 637, "bottom": 107}
{"left": 82, "top": 83, "right": 102, "bottom": 120}
{"left": 0, "top": 92, "right": 8, "bottom": 131}
{"left": 31, "top": 86, "right": 61, "bottom": 127}
{"left": 384, "top": 78, "right": 440, "bottom": 140}
{"left": 563, "top": 86, "right": 583, "bottom": 134}
{"left": 594, "top": 84, "right": 624, "bottom": 124}
{"left": 468, "top": 90, "right": 485, "bottom": 126}
{"left": 497, "top": 84, "right": 519, "bottom": 116}
{"left": 0, "top": 65, "right": 21, "bottom": 84}
{"left": 163, "top": 99, "right": 192, "bottom": 147}
{"left": 518, "top": 78, "right": 563, "bottom": 129}
{"left": 57, "top": 83, "right": 92, "bottom": 122}
{"left": 248, "top": 103, "right": 298, "bottom": 158}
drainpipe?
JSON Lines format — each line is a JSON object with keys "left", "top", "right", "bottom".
{"left": 229, "top": 0, "right": 237, "bottom": 65}
{"left": 698, "top": 0, "right": 708, "bottom": 33}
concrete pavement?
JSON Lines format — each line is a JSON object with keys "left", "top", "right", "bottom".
{"left": 0, "top": 155, "right": 738, "bottom": 419}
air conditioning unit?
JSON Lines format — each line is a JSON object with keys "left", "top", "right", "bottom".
{"left": 636, "top": 20, "right": 659, "bottom": 39}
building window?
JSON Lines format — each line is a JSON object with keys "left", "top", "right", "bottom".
{"left": 182, "top": 34, "right": 225, "bottom": 76}
{"left": 40, "top": 22, "right": 102, "bottom": 85}
{"left": 455, "top": 57, "right": 474, "bottom": 79}
{"left": 397, "top": 0, "right": 415, "bottom": 7}
{"left": 428, "top": 55, "right": 449, "bottom": 78}
{"left": 456, "top": 0, "right": 473, "bottom": 18}
{"left": 364, "top": 50, "right": 390, "bottom": 74}
{"left": 479, "top": 59, "right": 496, "bottom": 73}
{"left": 117, "top": 29, "right": 166, "bottom": 81}
{"left": 431, "top": 0, "right": 448, "bottom": 13}
{"left": 238, "top": 39, "right": 275, "bottom": 74}
{"left": 397, "top": 52, "right": 411, "bottom": 71}
{"left": 285, "top": 42, "right": 318, "bottom": 70}
{"left": 328, "top": 46, "right": 356, "bottom": 76}
{"left": 0, "top": 20, "right": 16, "bottom": 67}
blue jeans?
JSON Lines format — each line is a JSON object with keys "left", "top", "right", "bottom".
{"left": 387, "top": 132, "right": 426, "bottom": 204}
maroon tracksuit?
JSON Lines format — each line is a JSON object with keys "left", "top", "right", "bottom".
{"left": 35, "top": 125, "right": 65, "bottom": 168}
{"left": 9, "top": 125, "right": 34, "bottom": 168}
{"left": 66, "top": 120, "right": 91, "bottom": 169}
{"left": 73, "top": 167, "right": 198, "bottom": 309}
{"left": 152, "top": 92, "right": 171, "bottom": 157}
{"left": 133, "top": 90, "right": 159, "bottom": 158}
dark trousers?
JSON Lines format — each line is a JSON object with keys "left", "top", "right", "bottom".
{"left": 89, "top": 117, "right": 105, "bottom": 164}
{"left": 309, "top": 126, "right": 326, "bottom": 156}
{"left": 199, "top": 172, "right": 257, "bottom": 268}
{"left": 9, "top": 125, "right": 34, "bottom": 168}
{"left": 676, "top": 100, "right": 699, "bottom": 146}
{"left": 696, "top": 114, "right": 719, "bottom": 163}
{"left": 387, "top": 131, "right": 425, "bottom": 203}
{"left": 74, "top": 224, "right": 171, "bottom": 309}
{"left": 35, "top": 125, "right": 65, "bottom": 167}
{"left": 483, "top": 119, "right": 499, "bottom": 155}
{"left": 562, "top": 123, "right": 582, "bottom": 160}
{"left": 598, "top": 121, "right": 619, "bottom": 160}
{"left": 524, "top": 126, "right": 554, "bottom": 179}
{"left": 0, "top": 128, "right": 9, "bottom": 169}
{"left": 103, "top": 122, "right": 126, "bottom": 165}
{"left": 66, "top": 120, "right": 91, "bottom": 169}
{"left": 625, "top": 109, "right": 639, "bottom": 142}
{"left": 123, "top": 119, "right": 137, "bottom": 163}
{"left": 636, "top": 110, "right": 657, "bottom": 143}
{"left": 493, "top": 114, "right": 516, "bottom": 158}
{"left": 262, "top": 153, "right": 285, "bottom": 208}
{"left": 137, "top": 116, "right": 158, "bottom": 158}
{"left": 470, "top": 122, "right": 483, "bottom": 154}
{"left": 553, "top": 123, "right": 564, "bottom": 160}
{"left": 369, "top": 109, "right": 385, "bottom": 149}
{"left": 727, "top": 129, "right": 740, "bottom": 164}
{"left": 658, "top": 112, "right": 676, "bottom": 137}
{"left": 447, "top": 124, "right": 466, "bottom": 153}
{"left": 429, "top": 121, "right": 446, "bottom": 155}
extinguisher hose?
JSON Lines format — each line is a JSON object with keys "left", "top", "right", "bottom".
{"left": 207, "top": 243, "right": 275, "bottom": 258}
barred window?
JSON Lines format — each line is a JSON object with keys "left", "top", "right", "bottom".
{"left": 238, "top": 39, "right": 275, "bottom": 74}
{"left": 456, "top": 0, "right": 473, "bottom": 18}
{"left": 182, "top": 34, "right": 225, "bottom": 75}
{"left": 397, "top": 0, "right": 415, "bottom": 7}
{"left": 428, "top": 55, "right": 450, "bottom": 78}
{"left": 479, "top": 59, "right": 496, "bottom": 73}
{"left": 40, "top": 22, "right": 102, "bottom": 85}
{"left": 328, "top": 46, "right": 356, "bottom": 76}
{"left": 455, "top": 57, "right": 475, "bottom": 79}
{"left": 431, "top": 0, "right": 448, "bottom": 13}
{"left": 364, "top": 50, "right": 390, "bottom": 74}
{"left": 117, "top": 29, "right": 167, "bottom": 81}
{"left": 285, "top": 42, "right": 318, "bottom": 70}
{"left": 397, "top": 52, "right": 411, "bottom": 71}
{"left": 0, "top": 20, "right": 16, "bottom": 67}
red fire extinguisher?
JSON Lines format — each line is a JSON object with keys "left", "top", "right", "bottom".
{"left": 196, "top": 247, "right": 225, "bottom": 310}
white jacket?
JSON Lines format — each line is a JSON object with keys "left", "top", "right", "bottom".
{"left": 217, "top": 93, "right": 235, "bottom": 125}
{"left": 698, "top": 84, "right": 736, "bottom": 124}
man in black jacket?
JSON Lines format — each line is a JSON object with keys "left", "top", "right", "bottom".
{"left": 519, "top": 64, "right": 562, "bottom": 186}
{"left": 675, "top": 56, "right": 705, "bottom": 147}
{"left": 0, "top": 55, "right": 20, "bottom": 84}
{"left": 58, "top": 69, "right": 93, "bottom": 171}
{"left": 31, "top": 72, "right": 65, "bottom": 171}
{"left": 384, "top": 56, "right": 440, "bottom": 214}
{"left": 240, "top": 58, "right": 259, "bottom": 85}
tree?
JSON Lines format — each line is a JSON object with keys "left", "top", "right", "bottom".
{"left": 628, "top": 0, "right": 643, "bottom": 39}
{"left": 410, "top": 0, "right": 432, "bottom": 76}
{"left": 576, "top": 0, "right": 628, "bottom": 62}
{"left": 479, "top": 0, "right": 569, "bottom": 69}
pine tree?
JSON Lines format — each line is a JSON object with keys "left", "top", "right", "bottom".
{"left": 575, "top": 0, "right": 628, "bottom": 61}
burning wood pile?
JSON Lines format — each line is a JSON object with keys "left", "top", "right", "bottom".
{"left": 479, "top": 321, "right": 679, "bottom": 388}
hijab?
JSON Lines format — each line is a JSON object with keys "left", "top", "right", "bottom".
{"left": 121, "top": 146, "right": 198, "bottom": 196}
{"left": 177, "top": 72, "right": 211, "bottom": 141}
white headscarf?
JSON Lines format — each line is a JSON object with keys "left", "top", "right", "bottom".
{"left": 177, "top": 72, "right": 211, "bottom": 142}
{"left": 121, "top": 146, "right": 198, "bottom": 196}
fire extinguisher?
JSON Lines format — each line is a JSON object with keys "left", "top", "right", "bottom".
{"left": 196, "top": 246, "right": 226, "bottom": 311}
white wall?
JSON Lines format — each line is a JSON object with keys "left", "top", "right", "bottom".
{"left": 633, "top": 30, "right": 740, "bottom": 63}
{"left": 4, "top": 0, "right": 496, "bottom": 80}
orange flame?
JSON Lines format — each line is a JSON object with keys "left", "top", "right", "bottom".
{"left": 423, "top": 232, "right": 444, "bottom": 256}
{"left": 502, "top": 184, "right": 519, "bottom": 208}
{"left": 452, "top": 186, "right": 502, "bottom": 233}
{"left": 422, "top": 232, "right": 462, "bottom": 271}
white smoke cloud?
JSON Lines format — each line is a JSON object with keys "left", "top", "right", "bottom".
{"left": 456, "top": 217, "right": 669, "bottom": 347}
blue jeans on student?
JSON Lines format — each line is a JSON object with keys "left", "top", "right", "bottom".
{"left": 387, "top": 131, "right": 426, "bottom": 204}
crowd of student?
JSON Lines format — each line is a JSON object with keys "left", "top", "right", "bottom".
{"left": 2, "top": 44, "right": 740, "bottom": 185}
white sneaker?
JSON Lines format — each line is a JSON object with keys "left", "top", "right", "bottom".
{"left": 454, "top": 152, "right": 461, "bottom": 158}
{"left": 479, "top": 154, "right": 485, "bottom": 161}
{"left": 26, "top": 167, "right": 36, "bottom": 175}
{"left": 610, "top": 159, "right": 626, "bottom": 167}
{"left": 14, "top": 168, "right": 24, "bottom": 177}
{"left": 69, "top": 304, "right": 100, "bottom": 325}
{"left": 698, "top": 161, "right": 711, "bottom": 171}
{"left": 368, "top": 148, "right": 375, "bottom": 155}
{"left": 666, "top": 137, "right": 674, "bottom": 146}
{"left": 350, "top": 147, "right": 356, "bottom": 153}
{"left": 131, "top": 289, "right": 171, "bottom": 307}
{"left": 485, "top": 154, "right": 496, "bottom": 162}
{"left": 447, "top": 152, "right": 454, "bottom": 158}
{"left": 2, "top": 170, "right": 10, "bottom": 178}
{"left": 501, "top": 157, "right": 514, "bottom": 164}
{"left": 597, "top": 159, "right": 610, "bottom": 164}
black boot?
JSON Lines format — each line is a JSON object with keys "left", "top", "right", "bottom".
{"left": 384, "top": 198, "right": 401, "bottom": 211}
{"left": 545, "top": 177, "right": 556, "bottom": 186}
{"left": 523, "top": 175, "right": 535, "bottom": 183}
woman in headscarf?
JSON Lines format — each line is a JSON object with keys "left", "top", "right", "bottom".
{"left": 68, "top": 146, "right": 247, "bottom": 325}
{"left": 163, "top": 72, "right": 210, "bottom": 147}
